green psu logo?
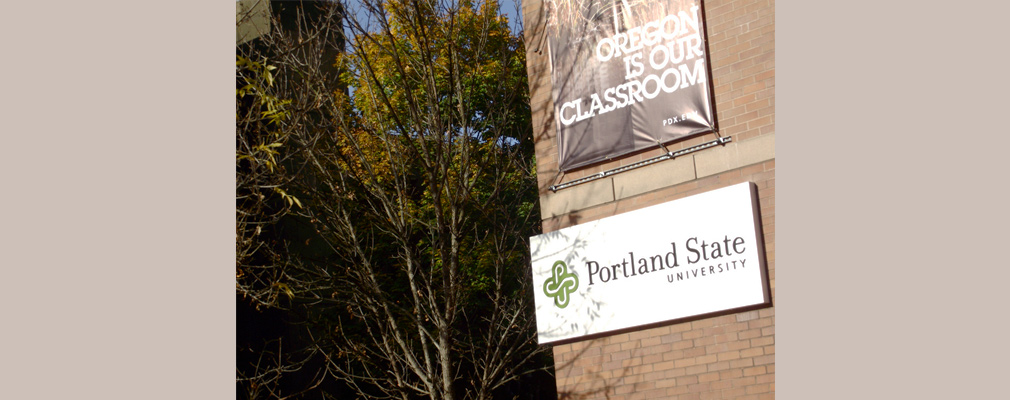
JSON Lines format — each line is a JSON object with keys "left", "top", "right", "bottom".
{"left": 543, "top": 260, "right": 580, "bottom": 309}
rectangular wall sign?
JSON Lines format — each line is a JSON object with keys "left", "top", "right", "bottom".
{"left": 529, "top": 182, "right": 770, "bottom": 344}
{"left": 547, "top": 0, "right": 716, "bottom": 171}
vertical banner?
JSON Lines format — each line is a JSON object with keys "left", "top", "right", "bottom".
{"left": 529, "top": 183, "right": 770, "bottom": 344}
{"left": 547, "top": 0, "right": 716, "bottom": 171}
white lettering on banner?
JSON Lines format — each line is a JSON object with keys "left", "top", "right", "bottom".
{"left": 528, "top": 182, "right": 770, "bottom": 344}
{"left": 557, "top": 57, "right": 707, "bottom": 126}
{"left": 558, "top": 50, "right": 706, "bottom": 126}
{"left": 594, "top": 7, "right": 701, "bottom": 63}
{"left": 559, "top": 6, "right": 705, "bottom": 127}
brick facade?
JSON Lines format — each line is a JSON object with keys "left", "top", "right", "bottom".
{"left": 521, "top": 0, "right": 775, "bottom": 398}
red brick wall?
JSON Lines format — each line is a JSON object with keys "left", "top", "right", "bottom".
{"left": 522, "top": 0, "right": 775, "bottom": 397}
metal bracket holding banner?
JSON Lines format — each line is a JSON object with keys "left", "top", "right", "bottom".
{"left": 548, "top": 136, "right": 731, "bottom": 193}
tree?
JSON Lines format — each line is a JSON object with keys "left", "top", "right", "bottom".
{"left": 236, "top": 1, "right": 552, "bottom": 399}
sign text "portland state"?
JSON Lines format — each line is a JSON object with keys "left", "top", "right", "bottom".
{"left": 585, "top": 235, "right": 749, "bottom": 285}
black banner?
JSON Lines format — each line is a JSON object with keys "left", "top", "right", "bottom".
{"left": 547, "top": 0, "right": 715, "bottom": 171}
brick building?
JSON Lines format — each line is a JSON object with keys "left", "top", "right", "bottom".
{"left": 521, "top": 0, "right": 775, "bottom": 398}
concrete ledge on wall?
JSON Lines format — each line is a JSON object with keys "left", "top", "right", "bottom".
{"left": 237, "top": 0, "right": 271, "bottom": 45}
{"left": 538, "top": 133, "right": 773, "bottom": 220}
{"left": 694, "top": 133, "right": 775, "bottom": 178}
{"left": 539, "top": 177, "right": 615, "bottom": 220}
{"left": 613, "top": 156, "right": 696, "bottom": 200}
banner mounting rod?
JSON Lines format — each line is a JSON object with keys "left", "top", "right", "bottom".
{"left": 549, "top": 136, "right": 731, "bottom": 193}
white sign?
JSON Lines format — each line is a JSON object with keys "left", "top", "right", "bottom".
{"left": 529, "top": 182, "right": 770, "bottom": 344}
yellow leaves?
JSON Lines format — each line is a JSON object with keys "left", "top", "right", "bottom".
{"left": 273, "top": 187, "right": 303, "bottom": 209}
{"left": 334, "top": 127, "right": 399, "bottom": 187}
{"left": 238, "top": 55, "right": 290, "bottom": 125}
{"left": 248, "top": 141, "right": 283, "bottom": 172}
{"left": 264, "top": 64, "right": 276, "bottom": 86}
{"left": 260, "top": 101, "right": 291, "bottom": 125}
{"left": 236, "top": 84, "right": 255, "bottom": 98}
{"left": 237, "top": 55, "right": 277, "bottom": 87}
{"left": 273, "top": 282, "right": 295, "bottom": 299}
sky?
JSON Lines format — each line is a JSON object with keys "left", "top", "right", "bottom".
{"left": 240, "top": 0, "right": 525, "bottom": 33}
